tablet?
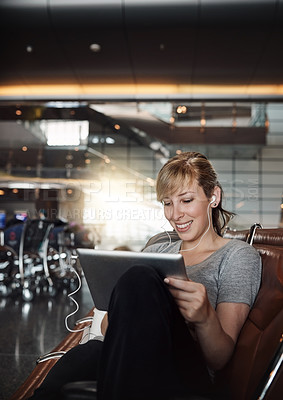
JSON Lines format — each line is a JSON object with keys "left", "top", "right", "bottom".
{"left": 76, "top": 248, "right": 187, "bottom": 311}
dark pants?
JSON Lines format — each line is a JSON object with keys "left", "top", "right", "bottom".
{"left": 30, "top": 266, "right": 214, "bottom": 400}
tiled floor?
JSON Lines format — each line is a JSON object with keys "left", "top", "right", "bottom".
{"left": 0, "top": 278, "right": 93, "bottom": 400}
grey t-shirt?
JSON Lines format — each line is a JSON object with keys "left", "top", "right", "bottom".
{"left": 143, "top": 239, "right": 262, "bottom": 309}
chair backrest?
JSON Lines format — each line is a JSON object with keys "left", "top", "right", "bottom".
{"left": 224, "top": 227, "right": 283, "bottom": 247}
{"left": 222, "top": 244, "right": 283, "bottom": 400}
{"left": 21, "top": 219, "right": 53, "bottom": 253}
{"left": 4, "top": 223, "right": 24, "bottom": 253}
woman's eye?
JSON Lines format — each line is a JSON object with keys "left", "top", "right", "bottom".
{"left": 163, "top": 201, "right": 171, "bottom": 207}
{"left": 183, "top": 199, "right": 192, "bottom": 203}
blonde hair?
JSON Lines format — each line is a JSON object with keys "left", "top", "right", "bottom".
{"left": 156, "top": 152, "right": 234, "bottom": 236}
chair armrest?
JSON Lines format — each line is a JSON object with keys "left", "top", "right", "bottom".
{"left": 36, "top": 351, "right": 67, "bottom": 364}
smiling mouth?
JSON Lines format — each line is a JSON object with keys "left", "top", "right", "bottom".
{"left": 175, "top": 221, "right": 192, "bottom": 230}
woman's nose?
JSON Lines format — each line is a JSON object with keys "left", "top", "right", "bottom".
{"left": 171, "top": 204, "right": 184, "bottom": 221}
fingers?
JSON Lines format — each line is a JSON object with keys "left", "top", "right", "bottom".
{"left": 169, "top": 287, "right": 190, "bottom": 300}
{"left": 164, "top": 276, "right": 193, "bottom": 291}
{"left": 164, "top": 277, "right": 206, "bottom": 306}
{"left": 164, "top": 277, "right": 209, "bottom": 325}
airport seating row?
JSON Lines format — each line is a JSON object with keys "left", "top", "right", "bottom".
{"left": 0, "top": 219, "right": 94, "bottom": 301}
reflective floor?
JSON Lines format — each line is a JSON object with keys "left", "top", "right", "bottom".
{"left": 0, "top": 279, "right": 93, "bottom": 400}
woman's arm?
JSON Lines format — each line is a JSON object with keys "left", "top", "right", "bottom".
{"left": 194, "top": 301, "right": 249, "bottom": 370}
{"left": 164, "top": 277, "right": 250, "bottom": 370}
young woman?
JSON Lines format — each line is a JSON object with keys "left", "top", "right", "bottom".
{"left": 30, "top": 152, "right": 261, "bottom": 400}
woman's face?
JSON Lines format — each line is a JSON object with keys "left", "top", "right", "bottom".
{"left": 162, "top": 180, "right": 213, "bottom": 243}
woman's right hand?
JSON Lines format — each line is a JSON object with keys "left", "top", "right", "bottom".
{"left": 164, "top": 277, "right": 211, "bottom": 326}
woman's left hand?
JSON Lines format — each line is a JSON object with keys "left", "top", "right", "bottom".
{"left": 164, "top": 276, "right": 211, "bottom": 326}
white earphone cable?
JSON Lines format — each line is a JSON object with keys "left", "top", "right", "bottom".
{"left": 64, "top": 264, "right": 91, "bottom": 333}
{"left": 159, "top": 221, "right": 173, "bottom": 253}
{"left": 179, "top": 201, "right": 212, "bottom": 252}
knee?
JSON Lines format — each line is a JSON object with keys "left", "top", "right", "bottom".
{"left": 108, "top": 265, "right": 175, "bottom": 327}
{"left": 116, "top": 265, "right": 162, "bottom": 292}
{"left": 109, "top": 265, "right": 164, "bottom": 309}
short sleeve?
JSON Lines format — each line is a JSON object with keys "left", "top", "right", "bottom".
{"left": 217, "top": 244, "right": 262, "bottom": 307}
{"left": 142, "top": 240, "right": 181, "bottom": 254}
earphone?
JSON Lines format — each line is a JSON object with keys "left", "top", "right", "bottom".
{"left": 210, "top": 195, "right": 216, "bottom": 204}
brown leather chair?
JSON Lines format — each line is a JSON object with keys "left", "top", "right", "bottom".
{"left": 219, "top": 243, "right": 283, "bottom": 400}
{"left": 224, "top": 225, "right": 283, "bottom": 247}
{"left": 10, "top": 227, "right": 283, "bottom": 400}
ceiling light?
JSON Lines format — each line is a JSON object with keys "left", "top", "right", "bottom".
{"left": 176, "top": 105, "right": 187, "bottom": 114}
{"left": 106, "top": 137, "right": 115, "bottom": 144}
{"left": 114, "top": 124, "right": 120, "bottom": 130}
{"left": 90, "top": 43, "right": 101, "bottom": 53}
{"left": 22, "top": 146, "right": 28, "bottom": 151}
{"left": 45, "top": 101, "right": 83, "bottom": 108}
{"left": 200, "top": 118, "right": 206, "bottom": 127}
{"left": 149, "top": 142, "right": 161, "bottom": 151}
{"left": 159, "top": 157, "right": 168, "bottom": 165}
{"left": 160, "top": 146, "right": 170, "bottom": 158}
{"left": 41, "top": 120, "right": 89, "bottom": 146}
{"left": 92, "top": 136, "right": 99, "bottom": 144}
{"left": 131, "top": 127, "right": 147, "bottom": 137}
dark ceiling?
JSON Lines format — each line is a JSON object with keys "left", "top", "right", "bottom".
{"left": 0, "top": 0, "right": 283, "bottom": 102}
{"left": 0, "top": 0, "right": 282, "bottom": 178}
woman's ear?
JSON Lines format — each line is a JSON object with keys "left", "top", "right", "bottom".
{"left": 211, "top": 186, "right": 221, "bottom": 207}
